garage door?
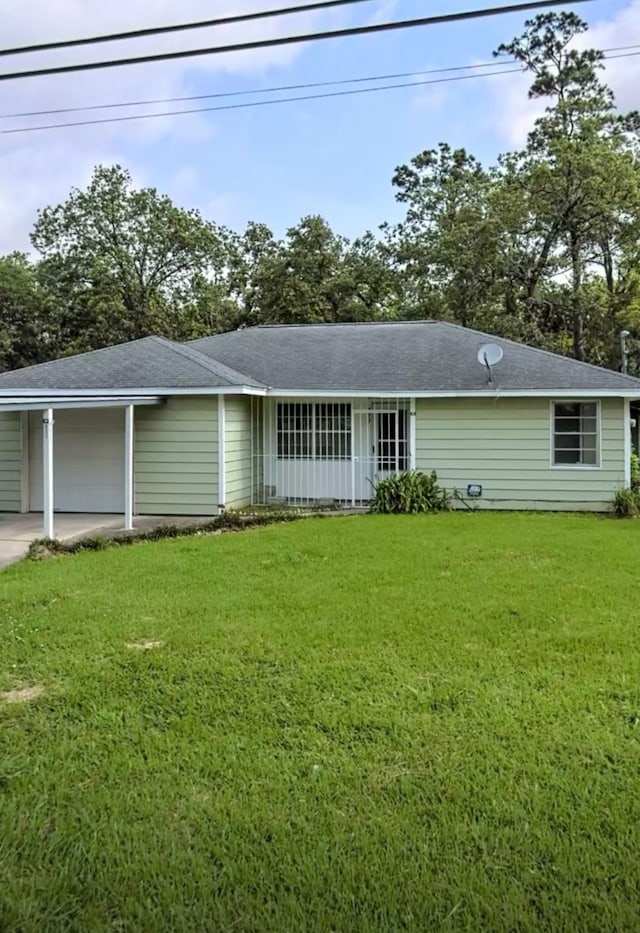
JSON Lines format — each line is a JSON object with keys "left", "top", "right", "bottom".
{"left": 29, "top": 409, "right": 125, "bottom": 512}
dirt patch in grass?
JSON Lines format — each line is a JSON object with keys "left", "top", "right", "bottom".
{"left": 1, "top": 684, "right": 45, "bottom": 704}
{"left": 126, "top": 640, "right": 164, "bottom": 651}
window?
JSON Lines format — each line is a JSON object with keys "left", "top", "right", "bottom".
{"left": 277, "top": 403, "right": 351, "bottom": 460}
{"left": 552, "top": 401, "right": 599, "bottom": 467}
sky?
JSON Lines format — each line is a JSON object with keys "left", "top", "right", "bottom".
{"left": 0, "top": 0, "right": 638, "bottom": 253}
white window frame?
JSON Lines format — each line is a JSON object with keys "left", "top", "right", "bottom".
{"left": 550, "top": 399, "right": 601, "bottom": 470}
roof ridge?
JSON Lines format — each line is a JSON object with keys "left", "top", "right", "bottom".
{"left": 438, "top": 322, "right": 640, "bottom": 385}
{"left": 153, "top": 336, "right": 264, "bottom": 387}
{"left": 250, "top": 320, "right": 438, "bottom": 330}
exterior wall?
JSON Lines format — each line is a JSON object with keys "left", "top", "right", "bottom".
{"left": 0, "top": 412, "right": 23, "bottom": 512}
{"left": 224, "top": 395, "right": 252, "bottom": 508}
{"left": 134, "top": 397, "right": 218, "bottom": 516}
{"left": 415, "top": 397, "right": 625, "bottom": 511}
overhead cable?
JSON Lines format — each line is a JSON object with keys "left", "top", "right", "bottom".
{"left": 0, "top": 0, "right": 595, "bottom": 84}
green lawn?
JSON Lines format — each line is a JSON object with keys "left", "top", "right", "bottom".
{"left": 1, "top": 514, "right": 640, "bottom": 932}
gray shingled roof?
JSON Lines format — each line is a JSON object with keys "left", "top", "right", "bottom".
{"left": 190, "top": 321, "right": 640, "bottom": 393}
{"left": 0, "top": 336, "right": 264, "bottom": 391}
{"left": 0, "top": 322, "right": 639, "bottom": 394}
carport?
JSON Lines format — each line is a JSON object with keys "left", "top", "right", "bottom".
{"left": 0, "top": 395, "right": 162, "bottom": 540}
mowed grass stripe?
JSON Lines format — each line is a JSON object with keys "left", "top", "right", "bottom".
{"left": 1, "top": 513, "right": 639, "bottom": 931}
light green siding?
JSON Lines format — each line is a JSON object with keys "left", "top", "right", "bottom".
{"left": 134, "top": 397, "right": 218, "bottom": 516}
{"left": 415, "top": 397, "right": 625, "bottom": 511}
{"left": 224, "top": 396, "right": 252, "bottom": 508}
{"left": 0, "top": 412, "right": 23, "bottom": 512}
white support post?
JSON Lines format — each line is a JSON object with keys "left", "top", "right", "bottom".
{"left": 218, "top": 395, "right": 226, "bottom": 515}
{"left": 124, "top": 404, "right": 134, "bottom": 531}
{"left": 42, "top": 408, "right": 54, "bottom": 540}
{"left": 624, "top": 399, "right": 631, "bottom": 488}
{"left": 409, "top": 397, "right": 417, "bottom": 471}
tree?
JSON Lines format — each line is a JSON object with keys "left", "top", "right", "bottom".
{"left": 250, "top": 215, "right": 395, "bottom": 325}
{"left": 496, "top": 12, "right": 640, "bottom": 361}
{"left": 0, "top": 253, "right": 51, "bottom": 371}
{"left": 389, "top": 144, "right": 503, "bottom": 329}
{"left": 31, "top": 164, "right": 227, "bottom": 353}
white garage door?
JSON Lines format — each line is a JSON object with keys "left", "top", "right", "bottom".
{"left": 29, "top": 408, "right": 125, "bottom": 513}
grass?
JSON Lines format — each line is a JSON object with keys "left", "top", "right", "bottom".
{"left": 1, "top": 512, "right": 640, "bottom": 932}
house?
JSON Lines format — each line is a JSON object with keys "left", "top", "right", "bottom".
{"left": 0, "top": 320, "right": 639, "bottom": 536}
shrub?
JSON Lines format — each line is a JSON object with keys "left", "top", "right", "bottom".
{"left": 612, "top": 487, "right": 640, "bottom": 518}
{"left": 631, "top": 452, "right": 640, "bottom": 491}
{"left": 370, "top": 470, "right": 452, "bottom": 514}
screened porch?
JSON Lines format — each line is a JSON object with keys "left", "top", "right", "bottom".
{"left": 249, "top": 397, "right": 414, "bottom": 507}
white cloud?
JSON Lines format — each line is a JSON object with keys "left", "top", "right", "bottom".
{"left": 0, "top": 0, "right": 379, "bottom": 253}
{"left": 486, "top": 0, "right": 640, "bottom": 149}
{"left": 584, "top": 0, "right": 640, "bottom": 113}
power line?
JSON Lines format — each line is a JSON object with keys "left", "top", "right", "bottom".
{"left": 0, "top": 0, "right": 375, "bottom": 58}
{"left": 0, "top": 68, "right": 540, "bottom": 135}
{"left": 0, "top": 0, "right": 595, "bottom": 84}
{"left": 1, "top": 42, "right": 636, "bottom": 124}
{"left": 0, "top": 60, "right": 516, "bottom": 120}
{"left": 4, "top": 48, "right": 637, "bottom": 136}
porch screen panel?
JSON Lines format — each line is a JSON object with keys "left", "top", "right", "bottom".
{"left": 316, "top": 403, "right": 351, "bottom": 460}
{"left": 276, "top": 402, "right": 351, "bottom": 460}
{"left": 277, "top": 403, "right": 313, "bottom": 459}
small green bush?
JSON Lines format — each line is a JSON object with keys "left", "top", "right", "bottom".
{"left": 26, "top": 509, "right": 322, "bottom": 561}
{"left": 631, "top": 452, "right": 640, "bottom": 491}
{"left": 370, "top": 470, "right": 452, "bottom": 514}
{"left": 612, "top": 487, "right": 640, "bottom": 518}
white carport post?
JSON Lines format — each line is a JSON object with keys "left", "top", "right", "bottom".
{"left": 42, "top": 408, "right": 54, "bottom": 539}
{"left": 124, "top": 404, "right": 134, "bottom": 531}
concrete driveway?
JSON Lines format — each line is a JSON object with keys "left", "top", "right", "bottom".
{"left": 0, "top": 513, "right": 127, "bottom": 569}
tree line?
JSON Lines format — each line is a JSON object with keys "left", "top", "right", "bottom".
{"left": 2, "top": 12, "right": 640, "bottom": 374}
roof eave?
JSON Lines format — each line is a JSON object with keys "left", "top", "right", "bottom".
{"left": 263, "top": 387, "right": 640, "bottom": 399}
{"left": 0, "top": 385, "right": 268, "bottom": 399}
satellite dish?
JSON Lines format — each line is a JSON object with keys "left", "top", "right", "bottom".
{"left": 477, "top": 343, "right": 504, "bottom": 367}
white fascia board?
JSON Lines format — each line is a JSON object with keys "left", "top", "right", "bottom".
{"left": 265, "top": 388, "right": 640, "bottom": 399}
{"left": 1, "top": 385, "right": 638, "bottom": 403}
{"left": 0, "top": 396, "right": 163, "bottom": 412}
{"left": 0, "top": 385, "right": 267, "bottom": 399}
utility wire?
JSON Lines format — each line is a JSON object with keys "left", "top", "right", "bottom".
{"left": 0, "top": 0, "right": 595, "bottom": 84}
{"left": 0, "top": 68, "right": 545, "bottom": 135}
{"left": 1, "top": 42, "right": 636, "bottom": 124}
{"left": 0, "top": 0, "right": 376, "bottom": 58}
{"left": 4, "top": 48, "right": 637, "bottom": 136}
{"left": 0, "top": 60, "right": 516, "bottom": 119}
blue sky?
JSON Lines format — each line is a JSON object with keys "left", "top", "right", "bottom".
{"left": 0, "top": 0, "right": 637, "bottom": 251}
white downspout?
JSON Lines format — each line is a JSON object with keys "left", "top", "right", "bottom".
{"left": 624, "top": 399, "right": 631, "bottom": 488}
{"left": 42, "top": 408, "right": 54, "bottom": 539}
{"left": 409, "top": 397, "right": 417, "bottom": 470}
{"left": 124, "top": 404, "right": 134, "bottom": 530}
{"left": 218, "top": 395, "right": 226, "bottom": 514}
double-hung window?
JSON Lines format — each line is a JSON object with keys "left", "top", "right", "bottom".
{"left": 552, "top": 401, "right": 599, "bottom": 467}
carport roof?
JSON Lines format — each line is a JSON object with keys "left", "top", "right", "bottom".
{"left": 0, "top": 335, "right": 265, "bottom": 391}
